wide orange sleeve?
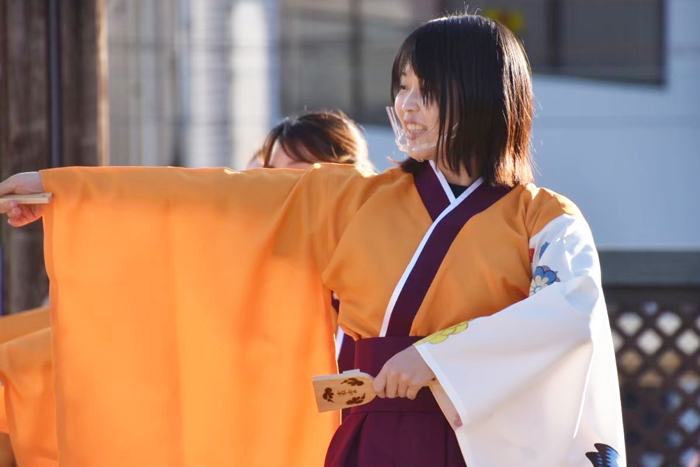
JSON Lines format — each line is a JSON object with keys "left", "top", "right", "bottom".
{"left": 39, "top": 165, "right": 371, "bottom": 467}
{"left": 0, "top": 307, "right": 57, "bottom": 466}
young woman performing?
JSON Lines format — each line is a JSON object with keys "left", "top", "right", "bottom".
{"left": 253, "top": 110, "right": 373, "bottom": 173}
{"left": 0, "top": 14, "right": 624, "bottom": 467}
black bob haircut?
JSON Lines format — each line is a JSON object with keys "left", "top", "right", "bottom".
{"left": 391, "top": 14, "right": 534, "bottom": 187}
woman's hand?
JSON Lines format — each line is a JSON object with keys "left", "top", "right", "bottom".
{"left": 373, "top": 345, "right": 436, "bottom": 400}
{"left": 0, "top": 172, "right": 45, "bottom": 227}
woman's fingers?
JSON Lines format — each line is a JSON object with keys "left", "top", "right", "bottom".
{"left": 374, "top": 345, "right": 437, "bottom": 400}
{"left": 373, "top": 367, "right": 387, "bottom": 398}
{"left": 385, "top": 371, "right": 399, "bottom": 398}
{"left": 0, "top": 173, "right": 45, "bottom": 227}
{"left": 0, "top": 201, "right": 18, "bottom": 215}
{"left": 6, "top": 205, "right": 44, "bottom": 227}
{"left": 7, "top": 211, "right": 27, "bottom": 227}
{"left": 374, "top": 365, "right": 402, "bottom": 399}
{"left": 382, "top": 375, "right": 423, "bottom": 400}
{"left": 397, "top": 378, "right": 410, "bottom": 398}
{"left": 405, "top": 385, "right": 420, "bottom": 400}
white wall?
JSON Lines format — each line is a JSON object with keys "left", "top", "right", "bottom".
{"left": 364, "top": 0, "right": 700, "bottom": 251}
{"left": 531, "top": 0, "right": 700, "bottom": 250}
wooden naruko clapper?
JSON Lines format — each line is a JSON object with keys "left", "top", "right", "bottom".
{"left": 0, "top": 193, "right": 52, "bottom": 204}
{"left": 312, "top": 370, "right": 376, "bottom": 412}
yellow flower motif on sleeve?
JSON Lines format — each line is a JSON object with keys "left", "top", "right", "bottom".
{"left": 415, "top": 321, "right": 469, "bottom": 346}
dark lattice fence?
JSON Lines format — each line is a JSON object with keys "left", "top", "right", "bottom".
{"left": 606, "top": 287, "right": 700, "bottom": 466}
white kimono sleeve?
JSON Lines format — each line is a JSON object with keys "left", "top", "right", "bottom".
{"left": 415, "top": 214, "right": 626, "bottom": 467}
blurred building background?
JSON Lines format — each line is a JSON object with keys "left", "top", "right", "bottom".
{"left": 105, "top": 0, "right": 700, "bottom": 259}
{"left": 1, "top": 0, "right": 699, "bottom": 464}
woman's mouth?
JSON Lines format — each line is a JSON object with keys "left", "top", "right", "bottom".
{"left": 404, "top": 122, "right": 428, "bottom": 140}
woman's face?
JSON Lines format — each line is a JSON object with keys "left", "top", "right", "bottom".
{"left": 268, "top": 141, "right": 314, "bottom": 169}
{"left": 394, "top": 66, "right": 440, "bottom": 161}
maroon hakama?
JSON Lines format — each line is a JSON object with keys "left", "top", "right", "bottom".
{"left": 325, "top": 337, "right": 466, "bottom": 466}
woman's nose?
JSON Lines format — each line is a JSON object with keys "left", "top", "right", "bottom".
{"left": 401, "top": 88, "right": 421, "bottom": 112}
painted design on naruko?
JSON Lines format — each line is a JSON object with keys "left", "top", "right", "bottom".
{"left": 341, "top": 378, "right": 364, "bottom": 387}
{"left": 323, "top": 388, "right": 334, "bottom": 402}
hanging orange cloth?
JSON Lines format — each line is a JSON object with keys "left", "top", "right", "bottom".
{"left": 0, "top": 432, "right": 13, "bottom": 467}
{"left": 0, "top": 307, "right": 51, "bottom": 344}
{"left": 0, "top": 387, "right": 6, "bottom": 434}
{"left": 40, "top": 166, "right": 342, "bottom": 467}
{"left": 0, "top": 307, "right": 57, "bottom": 466}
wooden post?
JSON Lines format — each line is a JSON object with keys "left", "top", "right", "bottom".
{"left": 0, "top": 0, "right": 52, "bottom": 315}
{"left": 59, "top": 0, "right": 110, "bottom": 167}
{"left": 0, "top": 0, "right": 108, "bottom": 315}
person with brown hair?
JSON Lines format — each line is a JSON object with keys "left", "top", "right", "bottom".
{"left": 0, "top": 13, "right": 624, "bottom": 467}
{"left": 252, "top": 110, "right": 374, "bottom": 174}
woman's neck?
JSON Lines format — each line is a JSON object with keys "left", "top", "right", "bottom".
{"left": 437, "top": 160, "right": 478, "bottom": 186}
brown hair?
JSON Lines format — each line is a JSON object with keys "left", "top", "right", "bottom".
{"left": 257, "top": 110, "right": 373, "bottom": 172}
{"left": 392, "top": 14, "right": 534, "bottom": 186}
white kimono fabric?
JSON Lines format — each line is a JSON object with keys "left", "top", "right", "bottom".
{"left": 416, "top": 214, "right": 626, "bottom": 466}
